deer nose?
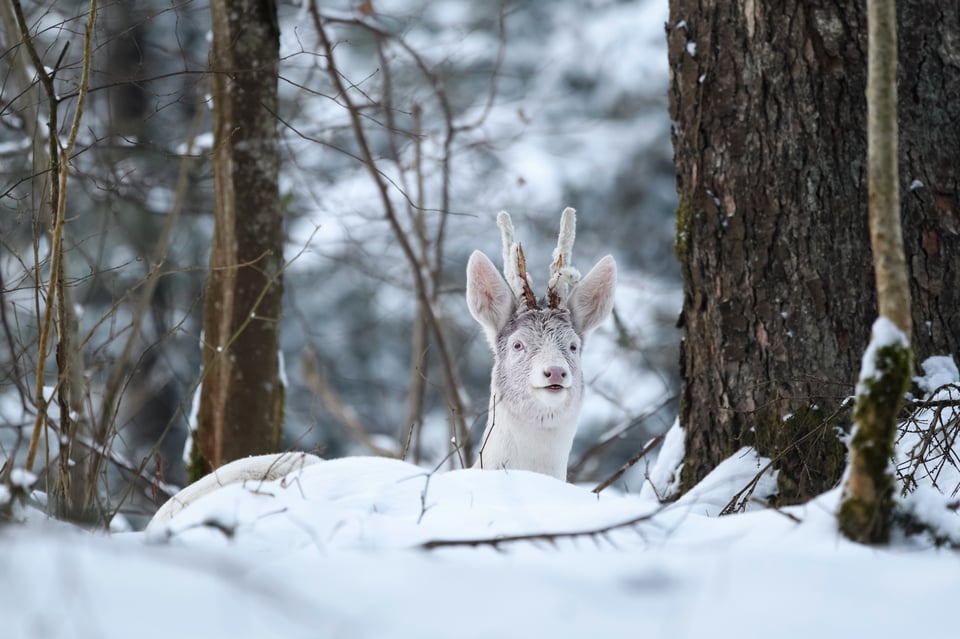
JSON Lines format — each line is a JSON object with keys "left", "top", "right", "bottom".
{"left": 543, "top": 366, "right": 568, "bottom": 384}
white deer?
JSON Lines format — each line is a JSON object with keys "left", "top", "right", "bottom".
{"left": 467, "top": 208, "right": 616, "bottom": 480}
{"left": 148, "top": 208, "right": 613, "bottom": 530}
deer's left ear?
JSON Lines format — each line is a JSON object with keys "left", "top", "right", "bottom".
{"left": 467, "top": 250, "right": 517, "bottom": 349}
{"left": 569, "top": 255, "right": 616, "bottom": 334}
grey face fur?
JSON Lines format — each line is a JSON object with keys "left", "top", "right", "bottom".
{"left": 492, "top": 307, "right": 584, "bottom": 426}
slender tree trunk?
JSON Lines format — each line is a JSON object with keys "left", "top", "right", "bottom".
{"left": 839, "top": 0, "right": 912, "bottom": 545}
{"left": 667, "top": 0, "right": 960, "bottom": 503}
{"left": 193, "top": 0, "right": 283, "bottom": 477}
{"left": 7, "top": 0, "right": 97, "bottom": 521}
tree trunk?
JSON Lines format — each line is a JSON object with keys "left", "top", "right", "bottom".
{"left": 839, "top": 0, "right": 912, "bottom": 545}
{"left": 6, "top": 0, "right": 97, "bottom": 521}
{"left": 193, "top": 0, "right": 283, "bottom": 477}
{"left": 899, "top": 1, "right": 960, "bottom": 358}
{"left": 668, "top": 0, "right": 960, "bottom": 503}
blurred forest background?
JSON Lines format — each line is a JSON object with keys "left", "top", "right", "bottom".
{"left": 0, "top": 0, "right": 679, "bottom": 523}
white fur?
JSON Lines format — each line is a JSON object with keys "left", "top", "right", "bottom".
{"left": 475, "top": 394, "right": 578, "bottom": 478}
{"left": 467, "top": 212, "right": 616, "bottom": 481}
{"left": 147, "top": 452, "right": 322, "bottom": 529}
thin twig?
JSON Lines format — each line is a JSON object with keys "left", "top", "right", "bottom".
{"left": 22, "top": 0, "right": 100, "bottom": 472}
{"left": 310, "top": 5, "right": 470, "bottom": 464}
{"left": 719, "top": 458, "right": 775, "bottom": 516}
{"left": 300, "top": 348, "right": 397, "bottom": 458}
{"left": 570, "top": 393, "right": 677, "bottom": 478}
{"left": 591, "top": 432, "right": 665, "bottom": 494}
{"left": 87, "top": 91, "right": 206, "bottom": 504}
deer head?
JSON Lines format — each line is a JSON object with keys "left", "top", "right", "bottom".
{"left": 466, "top": 208, "right": 617, "bottom": 480}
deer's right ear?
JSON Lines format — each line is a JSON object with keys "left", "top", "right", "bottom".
{"left": 569, "top": 254, "right": 617, "bottom": 335}
{"left": 467, "top": 250, "right": 516, "bottom": 349}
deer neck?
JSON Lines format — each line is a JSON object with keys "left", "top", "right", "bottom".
{"left": 473, "top": 392, "right": 580, "bottom": 480}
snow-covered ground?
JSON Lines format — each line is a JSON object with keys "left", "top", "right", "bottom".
{"left": 4, "top": 359, "right": 960, "bottom": 639}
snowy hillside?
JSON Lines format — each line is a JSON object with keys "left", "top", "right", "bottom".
{"left": 5, "top": 358, "right": 960, "bottom": 639}
{"left": 4, "top": 456, "right": 958, "bottom": 639}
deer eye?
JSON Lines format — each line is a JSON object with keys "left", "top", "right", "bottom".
{"left": 512, "top": 340, "right": 524, "bottom": 352}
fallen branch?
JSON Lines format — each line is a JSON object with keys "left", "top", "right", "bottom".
{"left": 419, "top": 507, "right": 661, "bottom": 551}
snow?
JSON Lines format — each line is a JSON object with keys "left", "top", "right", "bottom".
{"left": 2, "top": 527, "right": 337, "bottom": 639}
{"left": 899, "top": 486, "right": 960, "bottom": 544}
{"left": 175, "top": 131, "right": 214, "bottom": 154}
{"left": 896, "top": 354, "right": 960, "bottom": 499}
{"left": 9, "top": 468, "right": 36, "bottom": 488}
{"left": 915, "top": 355, "right": 959, "bottom": 397}
{"left": 181, "top": 365, "right": 204, "bottom": 465}
{"left": 5, "top": 433, "right": 960, "bottom": 639}
{"left": 639, "top": 417, "right": 685, "bottom": 501}
{"left": 857, "top": 316, "right": 909, "bottom": 389}
{"left": 5, "top": 358, "right": 953, "bottom": 637}
{"left": 0, "top": 138, "right": 32, "bottom": 155}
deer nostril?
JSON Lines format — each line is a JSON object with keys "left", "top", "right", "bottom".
{"left": 543, "top": 366, "right": 567, "bottom": 383}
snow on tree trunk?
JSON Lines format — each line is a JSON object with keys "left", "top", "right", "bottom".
{"left": 839, "top": 319, "right": 910, "bottom": 543}
{"left": 838, "top": 0, "right": 912, "bottom": 545}
{"left": 193, "top": 0, "right": 284, "bottom": 478}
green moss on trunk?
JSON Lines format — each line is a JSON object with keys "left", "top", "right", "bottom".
{"left": 674, "top": 197, "right": 692, "bottom": 261}
{"left": 838, "top": 340, "right": 912, "bottom": 544}
{"left": 187, "top": 432, "right": 211, "bottom": 484}
{"left": 677, "top": 402, "right": 848, "bottom": 505}
{"left": 748, "top": 404, "right": 849, "bottom": 505}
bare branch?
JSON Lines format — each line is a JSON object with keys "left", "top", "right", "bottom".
{"left": 310, "top": 4, "right": 471, "bottom": 463}
{"left": 420, "top": 507, "right": 661, "bottom": 551}
{"left": 300, "top": 349, "right": 397, "bottom": 459}
{"left": 591, "top": 432, "right": 665, "bottom": 495}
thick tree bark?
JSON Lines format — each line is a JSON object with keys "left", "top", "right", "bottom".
{"left": 194, "top": 0, "right": 283, "bottom": 477}
{"left": 899, "top": 2, "right": 960, "bottom": 358}
{"left": 668, "top": 0, "right": 960, "bottom": 503}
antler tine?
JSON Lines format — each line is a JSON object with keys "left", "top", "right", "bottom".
{"left": 497, "top": 210, "right": 516, "bottom": 274}
{"left": 554, "top": 207, "right": 577, "bottom": 269}
{"left": 547, "top": 207, "right": 581, "bottom": 308}
{"left": 497, "top": 211, "right": 539, "bottom": 308}
{"left": 516, "top": 243, "right": 539, "bottom": 309}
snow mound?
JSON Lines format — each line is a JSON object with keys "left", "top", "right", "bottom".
{"left": 148, "top": 456, "right": 653, "bottom": 550}
{"left": 4, "top": 451, "right": 960, "bottom": 639}
{"left": 915, "top": 355, "right": 959, "bottom": 398}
